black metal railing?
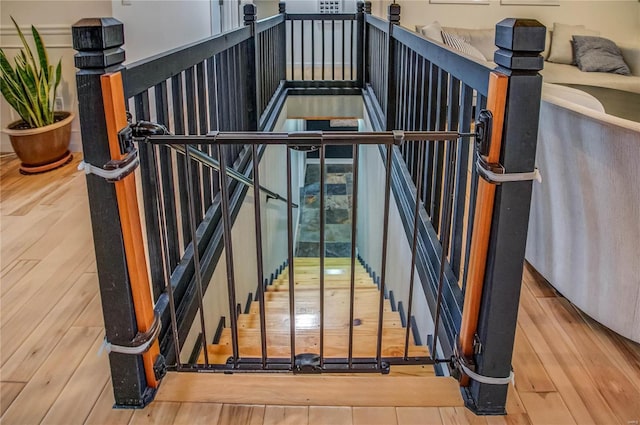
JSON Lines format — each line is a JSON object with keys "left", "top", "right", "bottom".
{"left": 73, "top": 4, "right": 545, "bottom": 416}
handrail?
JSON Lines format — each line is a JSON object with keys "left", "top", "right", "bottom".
{"left": 285, "top": 13, "right": 357, "bottom": 21}
{"left": 145, "top": 130, "right": 469, "bottom": 146}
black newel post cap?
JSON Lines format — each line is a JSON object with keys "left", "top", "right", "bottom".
{"left": 388, "top": 3, "right": 401, "bottom": 24}
{"left": 72, "top": 17, "right": 124, "bottom": 51}
{"left": 244, "top": 4, "right": 257, "bottom": 24}
{"left": 279, "top": 2, "right": 286, "bottom": 13}
{"left": 495, "top": 18, "right": 546, "bottom": 53}
{"left": 357, "top": 1, "right": 364, "bottom": 13}
{"left": 364, "top": 2, "right": 372, "bottom": 14}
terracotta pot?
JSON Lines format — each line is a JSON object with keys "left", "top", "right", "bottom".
{"left": 3, "top": 112, "right": 74, "bottom": 173}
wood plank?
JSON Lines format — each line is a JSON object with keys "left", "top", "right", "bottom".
{"left": 129, "top": 401, "right": 181, "bottom": 425}
{"left": 439, "top": 407, "right": 488, "bottom": 425}
{"left": 353, "top": 407, "right": 398, "bottom": 425}
{"left": 517, "top": 286, "right": 612, "bottom": 425}
{"left": 263, "top": 406, "right": 309, "bottom": 425}
{"left": 0, "top": 381, "right": 25, "bottom": 416}
{"left": 539, "top": 297, "right": 640, "bottom": 425}
{"left": 84, "top": 382, "right": 134, "bottom": 425}
{"left": 522, "top": 263, "right": 556, "bottom": 298}
{"left": 73, "top": 292, "right": 105, "bottom": 328}
{"left": 41, "top": 333, "right": 110, "bottom": 425}
{"left": 1, "top": 326, "right": 101, "bottom": 425}
{"left": 1, "top": 272, "right": 98, "bottom": 381}
{"left": 308, "top": 406, "right": 353, "bottom": 425}
{"left": 511, "top": 325, "right": 555, "bottom": 393}
{"left": 396, "top": 407, "right": 443, "bottom": 425}
{"left": 0, "top": 259, "right": 39, "bottom": 296}
{"left": 155, "top": 374, "right": 463, "bottom": 407}
{"left": 217, "top": 404, "right": 265, "bottom": 425}
{"left": 519, "top": 392, "right": 576, "bottom": 425}
{"left": 173, "top": 402, "right": 223, "bottom": 424}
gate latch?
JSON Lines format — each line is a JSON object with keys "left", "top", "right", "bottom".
{"left": 474, "top": 109, "right": 493, "bottom": 157}
{"left": 294, "top": 353, "right": 322, "bottom": 374}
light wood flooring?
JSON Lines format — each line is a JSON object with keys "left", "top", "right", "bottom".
{"left": 1, "top": 153, "right": 640, "bottom": 424}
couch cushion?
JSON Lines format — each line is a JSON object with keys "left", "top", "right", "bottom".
{"left": 441, "top": 31, "right": 486, "bottom": 61}
{"left": 441, "top": 27, "right": 496, "bottom": 61}
{"left": 540, "top": 61, "right": 640, "bottom": 94}
{"left": 417, "top": 21, "right": 444, "bottom": 44}
{"left": 548, "top": 23, "right": 599, "bottom": 65}
{"left": 573, "top": 36, "right": 631, "bottom": 75}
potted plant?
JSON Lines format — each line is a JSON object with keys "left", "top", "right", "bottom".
{"left": 0, "top": 17, "right": 74, "bottom": 174}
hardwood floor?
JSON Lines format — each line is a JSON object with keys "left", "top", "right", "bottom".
{"left": 1, "top": 153, "right": 639, "bottom": 424}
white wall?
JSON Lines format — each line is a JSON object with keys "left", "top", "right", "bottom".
{"left": 0, "top": 1, "right": 112, "bottom": 153}
{"left": 112, "top": 0, "right": 214, "bottom": 64}
{"left": 372, "top": 0, "right": 640, "bottom": 45}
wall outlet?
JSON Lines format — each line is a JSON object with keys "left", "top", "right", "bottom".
{"left": 54, "top": 97, "right": 64, "bottom": 111}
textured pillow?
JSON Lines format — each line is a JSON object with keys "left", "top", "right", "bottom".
{"left": 572, "top": 36, "right": 631, "bottom": 75}
{"left": 442, "top": 27, "right": 496, "bottom": 61}
{"left": 547, "top": 23, "right": 600, "bottom": 65}
{"left": 441, "top": 31, "right": 486, "bottom": 61}
{"left": 418, "top": 21, "right": 444, "bottom": 44}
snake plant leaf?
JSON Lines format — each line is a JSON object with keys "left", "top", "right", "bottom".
{"left": 0, "top": 17, "right": 61, "bottom": 128}
{"left": 11, "top": 17, "right": 37, "bottom": 73}
{"left": 32, "top": 24, "right": 49, "bottom": 81}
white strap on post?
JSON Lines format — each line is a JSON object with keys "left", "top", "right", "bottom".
{"left": 78, "top": 157, "right": 139, "bottom": 181}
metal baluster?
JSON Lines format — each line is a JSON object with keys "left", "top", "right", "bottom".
{"left": 290, "top": 19, "right": 295, "bottom": 80}
{"left": 311, "top": 20, "right": 315, "bottom": 81}
{"left": 332, "top": 20, "right": 335, "bottom": 80}
{"left": 342, "top": 20, "right": 345, "bottom": 80}
{"left": 351, "top": 20, "right": 355, "bottom": 81}
{"left": 319, "top": 145, "right": 326, "bottom": 368}
{"left": 150, "top": 144, "right": 182, "bottom": 369}
{"left": 348, "top": 143, "right": 360, "bottom": 368}
{"left": 301, "top": 20, "right": 305, "bottom": 81}
{"left": 286, "top": 147, "right": 296, "bottom": 367}
{"left": 252, "top": 144, "right": 268, "bottom": 368}
{"left": 217, "top": 144, "right": 240, "bottom": 366}
{"left": 377, "top": 143, "right": 393, "bottom": 369}
{"left": 431, "top": 137, "right": 457, "bottom": 361}
{"left": 185, "top": 145, "right": 209, "bottom": 366}
{"left": 322, "top": 20, "right": 325, "bottom": 80}
{"left": 404, "top": 141, "right": 425, "bottom": 359}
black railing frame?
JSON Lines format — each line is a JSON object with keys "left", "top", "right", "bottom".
{"left": 73, "top": 5, "right": 544, "bottom": 415}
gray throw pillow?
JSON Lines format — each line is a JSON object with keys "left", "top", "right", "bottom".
{"left": 572, "top": 36, "right": 631, "bottom": 75}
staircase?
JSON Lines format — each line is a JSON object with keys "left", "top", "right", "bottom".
{"left": 199, "top": 257, "right": 429, "bottom": 366}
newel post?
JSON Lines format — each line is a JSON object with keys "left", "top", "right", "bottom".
{"left": 463, "top": 18, "right": 545, "bottom": 415}
{"left": 72, "top": 18, "right": 155, "bottom": 408}
{"left": 244, "top": 4, "right": 259, "bottom": 131}
{"left": 385, "top": 3, "right": 400, "bottom": 130}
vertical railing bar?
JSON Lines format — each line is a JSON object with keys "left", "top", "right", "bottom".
{"left": 322, "top": 20, "right": 326, "bottom": 80}
{"left": 290, "top": 19, "right": 295, "bottom": 80}
{"left": 431, "top": 137, "right": 458, "bottom": 360}
{"left": 184, "top": 145, "right": 209, "bottom": 366}
{"left": 286, "top": 146, "right": 296, "bottom": 367}
{"left": 170, "top": 73, "right": 190, "bottom": 253}
{"left": 252, "top": 144, "right": 267, "bottom": 368}
{"left": 348, "top": 143, "right": 360, "bottom": 368}
{"left": 351, "top": 19, "right": 355, "bottom": 81}
{"left": 342, "top": 20, "right": 345, "bottom": 80}
{"left": 446, "top": 77, "right": 461, "bottom": 261}
{"left": 332, "top": 20, "right": 335, "bottom": 80}
{"left": 311, "top": 20, "right": 315, "bottom": 81}
{"left": 217, "top": 143, "right": 240, "bottom": 367}
{"left": 319, "top": 145, "right": 326, "bottom": 368}
{"left": 404, "top": 141, "right": 425, "bottom": 359}
{"left": 150, "top": 145, "right": 182, "bottom": 370}
{"left": 377, "top": 143, "right": 393, "bottom": 368}
{"left": 452, "top": 84, "right": 474, "bottom": 280}
{"left": 301, "top": 20, "right": 305, "bottom": 81}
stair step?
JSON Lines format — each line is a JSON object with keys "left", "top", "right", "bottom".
{"left": 250, "top": 298, "right": 394, "bottom": 315}
{"left": 200, "top": 328, "right": 429, "bottom": 362}
{"left": 237, "top": 311, "right": 403, "bottom": 330}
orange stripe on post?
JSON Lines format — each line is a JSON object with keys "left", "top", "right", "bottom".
{"left": 101, "top": 72, "right": 160, "bottom": 389}
{"left": 458, "top": 72, "right": 508, "bottom": 386}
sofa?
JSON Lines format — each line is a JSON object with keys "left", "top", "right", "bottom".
{"left": 526, "top": 84, "right": 640, "bottom": 343}
{"left": 415, "top": 22, "right": 640, "bottom": 94}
